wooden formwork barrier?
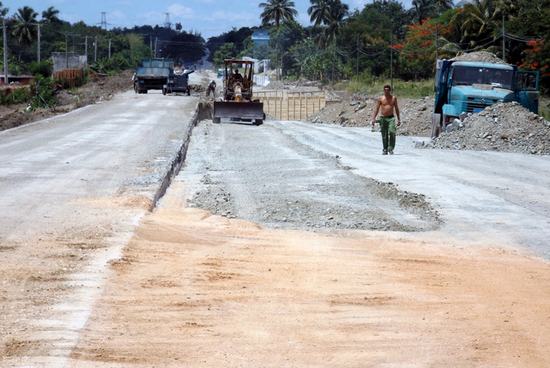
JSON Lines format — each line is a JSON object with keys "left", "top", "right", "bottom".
{"left": 53, "top": 68, "right": 85, "bottom": 88}
{"left": 254, "top": 90, "right": 326, "bottom": 121}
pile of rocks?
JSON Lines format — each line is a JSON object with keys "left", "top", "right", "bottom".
{"left": 432, "top": 102, "right": 550, "bottom": 155}
{"left": 308, "top": 96, "right": 433, "bottom": 136}
{"left": 451, "top": 51, "right": 507, "bottom": 64}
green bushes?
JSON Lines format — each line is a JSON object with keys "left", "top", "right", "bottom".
{"left": 343, "top": 74, "right": 434, "bottom": 99}
{"left": 30, "top": 75, "right": 56, "bottom": 109}
{"left": 0, "top": 87, "right": 32, "bottom": 105}
{"left": 29, "top": 60, "right": 53, "bottom": 78}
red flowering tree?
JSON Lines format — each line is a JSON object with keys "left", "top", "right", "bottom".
{"left": 398, "top": 19, "right": 454, "bottom": 80}
{"left": 521, "top": 39, "right": 550, "bottom": 92}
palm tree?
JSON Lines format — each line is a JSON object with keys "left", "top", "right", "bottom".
{"left": 324, "top": 0, "right": 348, "bottom": 43}
{"left": 308, "top": 0, "right": 331, "bottom": 26}
{"left": 0, "top": 1, "right": 8, "bottom": 17}
{"left": 413, "top": 0, "right": 454, "bottom": 22}
{"left": 12, "top": 6, "right": 38, "bottom": 46}
{"left": 259, "top": 0, "right": 298, "bottom": 28}
{"left": 41, "top": 6, "right": 60, "bottom": 23}
{"left": 453, "top": 0, "right": 506, "bottom": 48}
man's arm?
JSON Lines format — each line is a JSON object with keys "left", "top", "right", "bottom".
{"left": 371, "top": 98, "right": 381, "bottom": 126}
{"left": 394, "top": 97, "right": 401, "bottom": 126}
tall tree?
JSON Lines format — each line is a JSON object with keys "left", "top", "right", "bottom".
{"left": 12, "top": 6, "right": 38, "bottom": 46}
{"left": 41, "top": 6, "right": 60, "bottom": 23}
{"left": 259, "top": 0, "right": 298, "bottom": 28}
{"left": 323, "top": 0, "right": 349, "bottom": 43}
{"left": 308, "top": 0, "right": 331, "bottom": 26}
{"left": 413, "top": 0, "right": 454, "bottom": 22}
{"left": 0, "top": 1, "right": 8, "bottom": 17}
{"left": 452, "top": 0, "right": 505, "bottom": 48}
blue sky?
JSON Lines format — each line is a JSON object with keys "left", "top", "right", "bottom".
{"left": 3, "top": 0, "right": 415, "bottom": 39}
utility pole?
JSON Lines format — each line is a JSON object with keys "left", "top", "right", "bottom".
{"left": 94, "top": 36, "right": 98, "bottom": 63}
{"left": 154, "top": 37, "right": 158, "bottom": 58}
{"left": 502, "top": 12, "right": 506, "bottom": 61}
{"left": 100, "top": 12, "right": 107, "bottom": 30}
{"left": 2, "top": 17, "right": 8, "bottom": 84}
{"left": 435, "top": 24, "right": 438, "bottom": 62}
{"left": 37, "top": 23, "right": 41, "bottom": 62}
{"left": 84, "top": 36, "right": 88, "bottom": 61}
{"left": 331, "top": 43, "right": 335, "bottom": 82}
{"left": 390, "top": 31, "right": 393, "bottom": 91}
{"left": 108, "top": 39, "right": 111, "bottom": 59}
{"left": 65, "top": 33, "right": 69, "bottom": 68}
{"left": 149, "top": 35, "right": 153, "bottom": 57}
{"left": 355, "top": 35, "right": 359, "bottom": 77}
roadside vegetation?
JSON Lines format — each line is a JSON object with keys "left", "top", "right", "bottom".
{"left": 0, "top": 1, "right": 205, "bottom": 109}
{"left": 207, "top": 0, "right": 549, "bottom": 97}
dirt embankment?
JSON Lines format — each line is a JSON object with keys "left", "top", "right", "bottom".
{"left": 0, "top": 70, "right": 133, "bottom": 132}
{"left": 63, "top": 184, "right": 550, "bottom": 368}
{"left": 431, "top": 102, "right": 550, "bottom": 155}
{"left": 309, "top": 95, "right": 434, "bottom": 137}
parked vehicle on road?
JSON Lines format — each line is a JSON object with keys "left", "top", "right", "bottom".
{"left": 134, "top": 58, "right": 174, "bottom": 94}
{"left": 163, "top": 68, "right": 194, "bottom": 96}
{"left": 432, "top": 59, "right": 539, "bottom": 137}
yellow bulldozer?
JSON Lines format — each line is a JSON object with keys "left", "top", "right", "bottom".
{"left": 213, "top": 59, "right": 265, "bottom": 126}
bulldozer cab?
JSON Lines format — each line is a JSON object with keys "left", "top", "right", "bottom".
{"left": 213, "top": 59, "right": 265, "bottom": 125}
{"left": 223, "top": 60, "right": 254, "bottom": 101}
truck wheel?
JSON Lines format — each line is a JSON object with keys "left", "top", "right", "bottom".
{"left": 213, "top": 117, "right": 221, "bottom": 124}
{"left": 254, "top": 119, "right": 263, "bottom": 126}
{"left": 143, "top": 89, "right": 148, "bottom": 94}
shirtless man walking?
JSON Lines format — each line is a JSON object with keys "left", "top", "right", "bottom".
{"left": 371, "top": 85, "right": 401, "bottom": 155}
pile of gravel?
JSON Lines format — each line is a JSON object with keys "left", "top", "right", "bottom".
{"left": 451, "top": 51, "right": 508, "bottom": 64}
{"left": 308, "top": 96, "right": 433, "bottom": 136}
{"left": 432, "top": 102, "right": 550, "bottom": 155}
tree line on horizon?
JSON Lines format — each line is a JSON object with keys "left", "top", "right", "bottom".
{"left": 1, "top": 0, "right": 549, "bottom": 92}
{"left": 209, "top": 0, "right": 549, "bottom": 92}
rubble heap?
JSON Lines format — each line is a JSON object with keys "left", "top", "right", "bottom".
{"left": 451, "top": 51, "right": 508, "bottom": 64}
{"left": 308, "top": 95, "right": 433, "bottom": 136}
{"left": 432, "top": 102, "right": 550, "bottom": 155}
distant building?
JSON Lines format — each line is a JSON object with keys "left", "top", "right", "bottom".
{"left": 251, "top": 29, "right": 270, "bottom": 49}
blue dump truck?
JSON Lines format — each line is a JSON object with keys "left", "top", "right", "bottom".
{"left": 432, "top": 58, "right": 540, "bottom": 137}
{"left": 133, "top": 58, "right": 174, "bottom": 94}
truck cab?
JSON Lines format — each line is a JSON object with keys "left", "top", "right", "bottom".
{"left": 432, "top": 59, "right": 539, "bottom": 137}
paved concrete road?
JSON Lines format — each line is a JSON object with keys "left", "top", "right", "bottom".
{"left": 0, "top": 89, "right": 199, "bottom": 366}
{"left": 0, "top": 91, "right": 197, "bottom": 240}
{"left": 180, "top": 120, "right": 550, "bottom": 258}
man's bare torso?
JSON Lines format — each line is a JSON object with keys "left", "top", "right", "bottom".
{"left": 379, "top": 95, "right": 396, "bottom": 117}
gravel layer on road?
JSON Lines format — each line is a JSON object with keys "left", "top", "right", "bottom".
{"left": 181, "top": 121, "right": 440, "bottom": 232}
{"left": 431, "top": 102, "right": 550, "bottom": 155}
{"left": 308, "top": 96, "right": 433, "bottom": 136}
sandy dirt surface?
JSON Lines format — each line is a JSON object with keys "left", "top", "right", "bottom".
{"left": 55, "top": 182, "right": 550, "bottom": 368}
{"left": 2, "top": 75, "right": 550, "bottom": 367}
{"left": 0, "top": 88, "right": 200, "bottom": 367}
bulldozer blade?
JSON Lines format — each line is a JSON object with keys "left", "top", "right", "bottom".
{"left": 213, "top": 101, "right": 265, "bottom": 121}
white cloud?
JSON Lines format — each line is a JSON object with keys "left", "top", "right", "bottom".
{"left": 167, "top": 3, "right": 194, "bottom": 19}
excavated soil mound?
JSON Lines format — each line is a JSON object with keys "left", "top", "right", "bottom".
{"left": 308, "top": 96, "right": 433, "bottom": 137}
{"left": 433, "top": 102, "right": 550, "bottom": 155}
{"left": 0, "top": 71, "right": 133, "bottom": 132}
